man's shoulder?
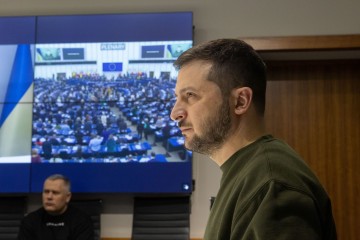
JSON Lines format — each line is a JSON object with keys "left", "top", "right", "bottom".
{"left": 66, "top": 205, "right": 92, "bottom": 221}
{"left": 22, "top": 207, "right": 45, "bottom": 221}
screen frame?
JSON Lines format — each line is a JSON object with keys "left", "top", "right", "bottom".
{"left": 0, "top": 12, "right": 193, "bottom": 194}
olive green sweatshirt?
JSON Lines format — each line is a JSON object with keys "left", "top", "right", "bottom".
{"left": 204, "top": 135, "right": 336, "bottom": 240}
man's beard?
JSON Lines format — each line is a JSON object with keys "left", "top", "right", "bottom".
{"left": 185, "top": 99, "right": 232, "bottom": 156}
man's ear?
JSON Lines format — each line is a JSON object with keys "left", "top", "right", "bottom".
{"left": 233, "top": 87, "right": 252, "bottom": 115}
{"left": 66, "top": 192, "right": 72, "bottom": 203}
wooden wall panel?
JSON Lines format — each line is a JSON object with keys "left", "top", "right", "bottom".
{"left": 264, "top": 60, "right": 360, "bottom": 240}
{"left": 241, "top": 34, "right": 360, "bottom": 51}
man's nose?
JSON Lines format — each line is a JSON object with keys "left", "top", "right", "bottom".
{"left": 170, "top": 102, "right": 186, "bottom": 122}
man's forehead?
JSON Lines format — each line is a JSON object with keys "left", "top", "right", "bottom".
{"left": 44, "top": 179, "right": 64, "bottom": 187}
{"left": 175, "top": 61, "right": 213, "bottom": 93}
{"left": 177, "top": 60, "right": 212, "bottom": 77}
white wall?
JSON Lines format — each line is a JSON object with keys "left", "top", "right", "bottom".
{"left": 1, "top": 0, "right": 359, "bottom": 45}
{"left": 3, "top": 0, "right": 360, "bottom": 238}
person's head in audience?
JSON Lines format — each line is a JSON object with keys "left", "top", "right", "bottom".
{"left": 31, "top": 148, "right": 41, "bottom": 163}
{"left": 150, "top": 151, "right": 156, "bottom": 161}
{"left": 42, "top": 174, "right": 71, "bottom": 215}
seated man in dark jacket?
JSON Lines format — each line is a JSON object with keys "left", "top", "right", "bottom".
{"left": 17, "top": 174, "right": 94, "bottom": 240}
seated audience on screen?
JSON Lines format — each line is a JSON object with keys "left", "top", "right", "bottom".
{"left": 31, "top": 74, "right": 185, "bottom": 162}
{"left": 17, "top": 174, "right": 94, "bottom": 240}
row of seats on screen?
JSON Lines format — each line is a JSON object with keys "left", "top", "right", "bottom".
{"left": 33, "top": 103, "right": 127, "bottom": 137}
{"left": 31, "top": 77, "right": 183, "bottom": 162}
{"left": 31, "top": 136, "right": 153, "bottom": 162}
{"left": 32, "top": 77, "right": 176, "bottom": 143}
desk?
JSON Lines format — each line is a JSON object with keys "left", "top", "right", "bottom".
{"left": 129, "top": 142, "right": 152, "bottom": 155}
{"left": 154, "top": 128, "right": 181, "bottom": 142}
{"left": 167, "top": 137, "right": 184, "bottom": 152}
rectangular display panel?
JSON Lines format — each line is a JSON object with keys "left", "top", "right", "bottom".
{"left": 0, "top": 12, "right": 193, "bottom": 194}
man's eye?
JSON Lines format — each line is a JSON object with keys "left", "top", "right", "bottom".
{"left": 186, "top": 92, "right": 195, "bottom": 98}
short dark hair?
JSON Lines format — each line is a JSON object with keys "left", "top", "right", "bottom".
{"left": 174, "top": 39, "right": 267, "bottom": 115}
{"left": 45, "top": 174, "right": 71, "bottom": 192}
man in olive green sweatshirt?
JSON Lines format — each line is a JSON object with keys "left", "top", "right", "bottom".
{"left": 170, "top": 38, "right": 337, "bottom": 240}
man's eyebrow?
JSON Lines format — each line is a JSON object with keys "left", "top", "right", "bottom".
{"left": 174, "top": 86, "right": 198, "bottom": 98}
{"left": 177, "top": 87, "right": 197, "bottom": 95}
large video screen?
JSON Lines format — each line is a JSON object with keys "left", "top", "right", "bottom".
{"left": 0, "top": 12, "right": 193, "bottom": 194}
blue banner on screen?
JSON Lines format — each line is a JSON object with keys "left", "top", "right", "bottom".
{"left": 0, "top": 44, "right": 33, "bottom": 127}
{"left": 63, "top": 48, "right": 84, "bottom": 60}
{"left": 102, "top": 62, "right": 123, "bottom": 72}
{"left": 141, "top": 45, "right": 165, "bottom": 58}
